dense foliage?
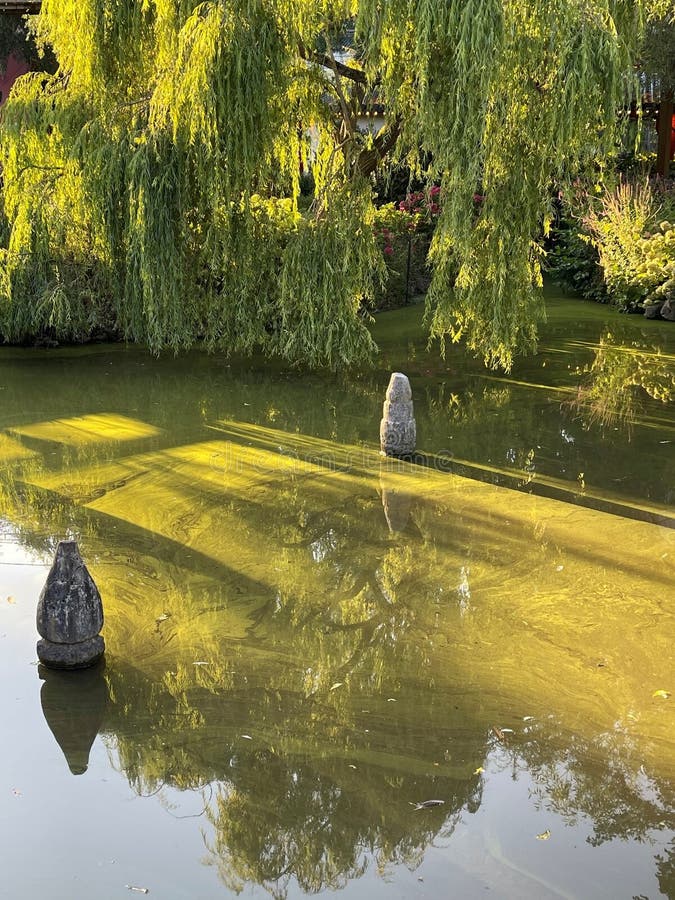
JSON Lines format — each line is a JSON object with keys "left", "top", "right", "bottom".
{"left": 587, "top": 183, "right": 675, "bottom": 310}
{"left": 549, "top": 178, "right": 675, "bottom": 311}
{"left": 0, "top": 0, "right": 667, "bottom": 368}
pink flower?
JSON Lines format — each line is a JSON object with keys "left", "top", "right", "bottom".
{"left": 472, "top": 193, "right": 484, "bottom": 203}
{"left": 384, "top": 245, "right": 394, "bottom": 255}
{"left": 430, "top": 185, "right": 441, "bottom": 197}
{"left": 429, "top": 203, "right": 440, "bottom": 215}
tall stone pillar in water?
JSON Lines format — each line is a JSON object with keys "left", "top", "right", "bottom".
{"left": 380, "top": 372, "right": 416, "bottom": 458}
{"left": 36, "top": 540, "right": 105, "bottom": 669}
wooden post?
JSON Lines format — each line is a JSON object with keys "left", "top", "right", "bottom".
{"left": 656, "top": 94, "right": 674, "bottom": 178}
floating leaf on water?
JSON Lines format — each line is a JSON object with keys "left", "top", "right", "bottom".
{"left": 474, "top": 766, "right": 484, "bottom": 775}
{"left": 348, "top": 764, "right": 357, "bottom": 769}
{"left": 329, "top": 682, "right": 344, "bottom": 691}
{"left": 412, "top": 799, "right": 445, "bottom": 810}
{"left": 386, "top": 697, "right": 397, "bottom": 702}
{"left": 536, "top": 830, "right": 551, "bottom": 841}
{"left": 500, "top": 728, "right": 514, "bottom": 734}
{"left": 241, "top": 734, "right": 253, "bottom": 740}
{"left": 492, "top": 726, "right": 506, "bottom": 742}
{"left": 652, "top": 690, "right": 671, "bottom": 699}
{"left": 523, "top": 716, "right": 534, "bottom": 721}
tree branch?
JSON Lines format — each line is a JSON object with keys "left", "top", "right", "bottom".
{"left": 354, "top": 118, "right": 402, "bottom": 177}
{"left": 297, "top": 41, "right": 368, "bottom": 85}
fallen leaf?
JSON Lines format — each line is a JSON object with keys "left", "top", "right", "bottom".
{"left": 653, "top": 690, "right": 671, "bottom": 699}
{"left": 473, "top": 766, "right": 484, "bottom": 775}
{"left": 492, "top": 726, "right": 506, "bottom": 742}
{"left": 412, "top": 799, "right": 445, "bottom": 810}
{"left": 536, "top": 830, "right": 551, "bottom": 841}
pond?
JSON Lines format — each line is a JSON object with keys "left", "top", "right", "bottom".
{"left": 1, "top": 289, "right": 674, "bottom": 899}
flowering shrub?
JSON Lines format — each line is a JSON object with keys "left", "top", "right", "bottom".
{"left": 371, "top": 189, "right": 442, "bottom": 309}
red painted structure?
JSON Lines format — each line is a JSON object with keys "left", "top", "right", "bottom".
{"left": 656, "top": 102, "right": 675, "bottom": 168}
{"left": 0, "top": 53, "right": 30, "bottom": 105}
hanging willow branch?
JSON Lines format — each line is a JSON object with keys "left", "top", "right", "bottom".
{"left": 0, "top": 0, "right": 661, "bottom": 368}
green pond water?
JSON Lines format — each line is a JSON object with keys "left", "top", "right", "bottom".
{"left": 0, "top": 291, "right": 674, "bottom": 899}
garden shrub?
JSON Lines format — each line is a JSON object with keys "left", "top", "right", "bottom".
{"left": 586, "top": 181, "right": 675, "bottom": 311}
{"left": 549, "top": 178, "right": 675, "bottom": 312}
{"left": 547, "top": 214, "right": 608, "bottom": 302}
{"left": 372, "top": 190, "right": 440, "bottom": 310}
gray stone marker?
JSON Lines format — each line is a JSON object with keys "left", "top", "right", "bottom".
{"left": 36, "top": 540, "right": 105, "bottom": 669}
{"left": 380, "top": 372, "right": 416, "bottom": 457}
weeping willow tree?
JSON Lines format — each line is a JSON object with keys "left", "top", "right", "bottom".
{"left": 0, "top": 0, "right": 667, "bottom": 368}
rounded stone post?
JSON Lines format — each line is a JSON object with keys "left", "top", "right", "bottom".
{"left": 379, "top": 372, "right": 416, "bottom": 458}
{"left": 36, "top": 540, "right": 105, "bottom": 669}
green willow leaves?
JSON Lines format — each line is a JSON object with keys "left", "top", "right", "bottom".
{"left": 0, "top": 0, "right": 663, "bottom": 368}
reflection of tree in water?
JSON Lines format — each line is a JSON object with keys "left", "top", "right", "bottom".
{"left": 102, "top": 650, "right": 484, "bottom": 898}
{"left": 488, "top": 718, "right": 675, "bottom": 898}
{"left": 571, "top": 330, "right": 674, "bottom": 433}
{"left": 655, "top": 839, "right": 674, "bottom": 899}
{"left": 86, "top": 476, "right": 490, "bottom": 895}
{"left": 203, "top": 751, "right": 473, "bottom": 898}
{"left": 505, "top": 719, "right": 674, "bottom": 844}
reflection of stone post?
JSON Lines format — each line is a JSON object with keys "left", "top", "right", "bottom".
{"left": 380, "top": 373, "right": 416, "bottom": 458}
{"left": 39, "top": 663, "right": 108, "bottom": 774}
{"left": 380, "top": 482, "right": 413, "bottom": 533}
{"left": 36, "top": 540, "right": 105, "bottom": 669}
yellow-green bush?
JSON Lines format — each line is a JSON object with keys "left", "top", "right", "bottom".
{"left": 586, "top": 183, "right": 675, "bottom": 310}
